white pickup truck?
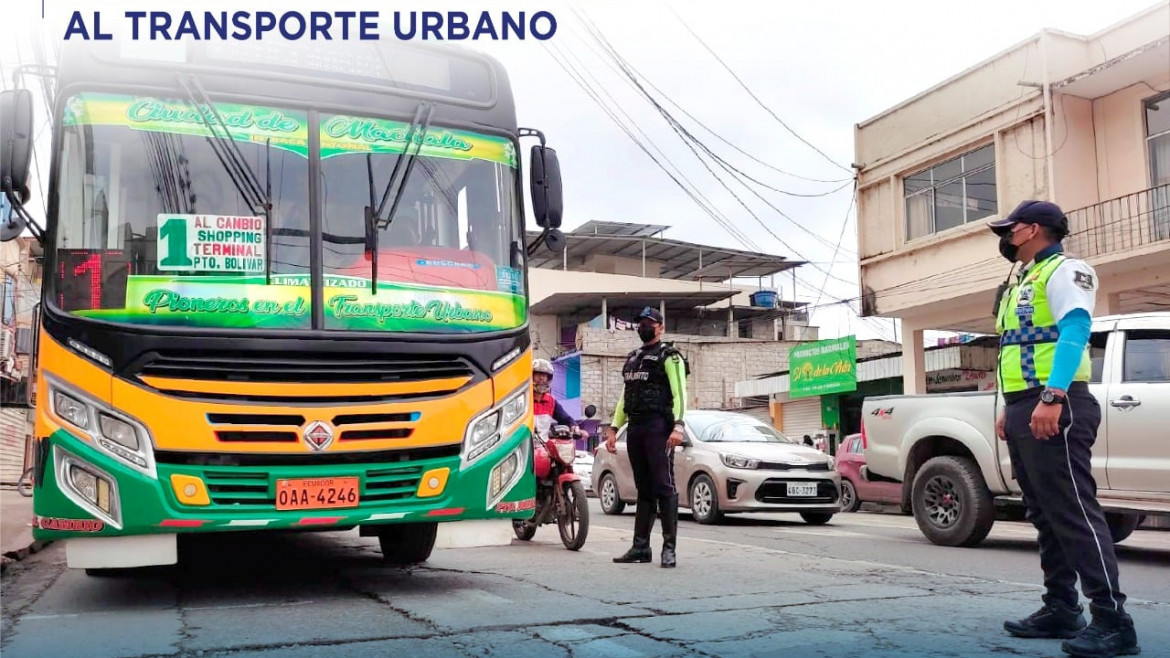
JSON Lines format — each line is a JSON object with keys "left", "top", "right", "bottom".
{"left": 861, "top": 312, "right": 1170, "bottom": 548}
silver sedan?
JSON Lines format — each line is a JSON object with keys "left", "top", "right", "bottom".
{"left": 593, "top": 410, "right": 841, "bottom": 525}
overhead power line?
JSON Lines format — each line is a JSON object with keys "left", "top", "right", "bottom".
{"left": 664, "top": 3, "right": 854, "bottom": 175}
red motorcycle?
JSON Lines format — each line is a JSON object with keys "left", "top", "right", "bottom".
{"left": 512, "top": 421, "right": 589, "bottom": 550}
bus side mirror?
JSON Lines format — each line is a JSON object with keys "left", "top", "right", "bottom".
{"left": 0, "top": 89, "right": 34, "bottom": 243}
{"left": 529, "top": 145, "right": 562, "bottom": 229}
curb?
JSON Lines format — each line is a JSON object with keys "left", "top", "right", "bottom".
{"left": 1, "top": 540, "right": 52, "bottom": 574}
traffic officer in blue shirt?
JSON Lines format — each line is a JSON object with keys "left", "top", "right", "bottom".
{"left": 990, "top": 201, "right": 1139, "bottom": 658}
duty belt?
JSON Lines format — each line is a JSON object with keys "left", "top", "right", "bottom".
{"left": 999, "top": 326, "right": 1061, "bottom": 346}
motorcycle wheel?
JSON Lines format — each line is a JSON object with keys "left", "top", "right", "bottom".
{"left": 558, "top": 480, "right": 589, "bottom": 551}
{"left": 512, "top": 518, "right": 536, "bottom": 541}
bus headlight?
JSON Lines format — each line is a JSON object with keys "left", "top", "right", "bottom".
{"left": 466, "top": 411, "right": 501, "bottom": 463}
{"left": 45, "top": 373, "right": 156, "bottom": 478}
{"left": 69, "top": 463, "right": 113, "bottom": 514}
{"left": 487, "top": 442, "right": 526, "bottom": 509}
{"left": 99, "top": 414, "right": 139, "bottom": 451}
{"left": 463, "top": 385, "right": 528, "bottom": 467}
{"left": 57, "top": 450, "right": 122, "bottom": 529}
{"left": 499, "top": 389, "right": 527, "bottom": 427}
{"left": 53, "top": 391, "right": 90, "bottom": 429}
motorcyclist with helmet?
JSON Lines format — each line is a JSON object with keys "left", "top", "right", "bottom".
{"left": 532, "top": 358, "right": 584, "bottom": 439}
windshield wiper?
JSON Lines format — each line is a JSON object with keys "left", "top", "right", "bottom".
{"left": 177, "top": 75, "right": 274, "bottom": 282}
{"left": 364, "top": 102, "right": 434, "bottom": 295}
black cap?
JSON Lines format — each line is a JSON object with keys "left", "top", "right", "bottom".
{"left": 637, "top": 306, "right": 664, "bottom": 324}
{"left": 988, "top": 200, "right": 1069, "bottom": 237}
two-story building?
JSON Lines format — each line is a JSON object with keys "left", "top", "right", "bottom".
{"left": 0, "top": 237, "right": 42, "bottom": 485}
{"left": 855, "top": 3, "right": 1170, "bottom": 392}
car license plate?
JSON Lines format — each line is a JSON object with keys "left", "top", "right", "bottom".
{"left": 787, "top": 482, "right": 818, "bottom": 497}
{"left": 276, "top": 477, "right": 360, "bottom": 511}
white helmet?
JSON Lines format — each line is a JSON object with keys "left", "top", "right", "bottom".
{"left": 533, "top": 358, "right": 554, "bottom": 377}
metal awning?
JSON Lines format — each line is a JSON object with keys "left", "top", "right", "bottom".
{"left": 530, "top": 290, "right": 739, "bottom": 317}
{"left": 528, "top": 221, "right": 802, "bottom": 280}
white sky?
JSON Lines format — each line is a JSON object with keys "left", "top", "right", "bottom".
{"left": 1, "top": 0, "right": 1162, "bottom": 343}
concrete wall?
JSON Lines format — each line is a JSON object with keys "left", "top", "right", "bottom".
{"left": 580, "top": 253, "right": 663, "bottom": 278}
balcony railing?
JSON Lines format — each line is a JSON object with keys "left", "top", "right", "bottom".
{"left": 1065, "top": 184, "right": 1170, "bottom": 259}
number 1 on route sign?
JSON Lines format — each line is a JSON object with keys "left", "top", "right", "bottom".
{"left": 156, "top": 214, "right": 267, "bottom": 274}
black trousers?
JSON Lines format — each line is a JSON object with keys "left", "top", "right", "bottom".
{"left": 1004, "top": 383, "right": 1126, "bottom": 614}
{"left": 626, "top": 414, "right": 676, "bottom": 500}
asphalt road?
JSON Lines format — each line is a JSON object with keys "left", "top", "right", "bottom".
{"left": 2, "top": 502, "right": 1167, "bottom": 658}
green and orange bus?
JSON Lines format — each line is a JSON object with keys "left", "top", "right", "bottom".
{"left": 0, "top": 38, "right": 564, "bottom": 572}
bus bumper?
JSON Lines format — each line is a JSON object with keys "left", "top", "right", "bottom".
{"left": 32, "top": 424, "right": 537, "bottom": 547}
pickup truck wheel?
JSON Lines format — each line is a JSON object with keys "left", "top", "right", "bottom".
{"left": 912, "top": 456, "right": 994, "bottom": 548}
{"left": 840, "top": 480, "right": 861, "bottom": 513}
{"left": 1105, "top": 513, "right": 1141, "bottom": 544}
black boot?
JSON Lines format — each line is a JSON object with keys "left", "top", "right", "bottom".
{"left": 1061, "top": 605, "right": 1140, "bottom": 658}
{"left": 613, "top": 498, "right": 655, "bottom": 563}
{"left": 1004, "top": 596, "right": 1087, "bottom": 639}
{"left": 659, "top": 494, "right": 678, "bottom": 568}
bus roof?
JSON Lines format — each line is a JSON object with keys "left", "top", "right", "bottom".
{"left": 54, "top": 39, "right": 518, "bottom": 132}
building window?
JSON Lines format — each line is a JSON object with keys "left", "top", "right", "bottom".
{"left": 904, "top": 145, "right": 997, "bottom": 240}
{"left": 1147, "top": 92, "right": 1170, "bottom": 186}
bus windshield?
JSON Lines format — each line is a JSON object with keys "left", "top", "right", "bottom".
{"left": 49, "top": 92, "right": 526, "bottom": 333}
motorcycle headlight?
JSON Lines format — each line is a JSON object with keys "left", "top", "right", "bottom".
{"left": 720, "top": 453, "right": 759, "bottom": 470}
{"left": 555, "top": 441, "right": 576, "bottom": 464}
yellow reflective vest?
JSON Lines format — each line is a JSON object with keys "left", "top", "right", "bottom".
{"left": 995, "top": 254, "right": 1092, "bottom": 393}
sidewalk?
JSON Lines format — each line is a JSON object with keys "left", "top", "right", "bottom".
{"left": 1, "top": 487, "right": 45, "bottom": 572}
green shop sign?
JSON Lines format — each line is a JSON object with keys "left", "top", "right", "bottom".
{"left": 789, "top": 336, "right": 857, "bottom": 399}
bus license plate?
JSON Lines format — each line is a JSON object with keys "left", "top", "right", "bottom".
{"left": 276, "top": 477, "right": 360, "bottom": 511}
{"left": 787, "top": 482, "right": 818, "bottom": 497}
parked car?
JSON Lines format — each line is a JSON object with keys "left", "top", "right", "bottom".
{"left": 862, "top": 312, "right": 1170, "bottom": 548}
{"left": 836, "top": 433, "right": 901, "bottom": 512}
{"left": 576, "top": 450, "right": 595, "bottom": 494}
{"left": 593, "top": 410, "right": 841, "bottom": 525}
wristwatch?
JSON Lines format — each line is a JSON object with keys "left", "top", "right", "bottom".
{"left": 1039, "top": 388, "right": 1066, "bottom": 405}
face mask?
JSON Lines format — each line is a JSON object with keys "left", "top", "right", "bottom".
{"left": 533, "top": 382, "right": 550, "bottom": 395}
{"left": 637, "top": 326, "right": 657, "bottom": 343}
{"left": 998, "top": 234, "right": 1020, "bottom": 262}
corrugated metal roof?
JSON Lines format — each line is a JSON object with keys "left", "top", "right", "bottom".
{"left": 528, "top": 222, "right": 803, "bottom": 280}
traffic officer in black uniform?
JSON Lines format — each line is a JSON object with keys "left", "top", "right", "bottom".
{"left": 990, "top": 201, "right": 1139, "bottom": 658}
{"left": 604, "top": 307, "right": 688, "bottom": 568}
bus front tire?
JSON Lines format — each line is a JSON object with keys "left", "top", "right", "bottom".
{"left": 377, "top": 522, "right": 438, "bottom": 565}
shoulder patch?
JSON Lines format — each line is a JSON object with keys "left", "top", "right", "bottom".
{"left": 1073, "top": 270, "right": 1095, "bottom": 291}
